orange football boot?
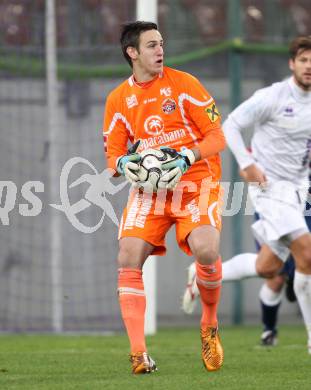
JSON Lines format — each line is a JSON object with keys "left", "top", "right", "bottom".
{"left": 201, "top": 327, "right": 224, "bottom": 371}
{"left": 129, "top": 352, "right": 157, "bottom": 374}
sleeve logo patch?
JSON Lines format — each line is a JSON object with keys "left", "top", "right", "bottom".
{"left": 205, "top": 103, "right": 220, "bottom": 122}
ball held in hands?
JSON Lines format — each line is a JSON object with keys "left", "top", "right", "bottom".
{"left": 159, "top": 146, "right": 195, "bottom": 189}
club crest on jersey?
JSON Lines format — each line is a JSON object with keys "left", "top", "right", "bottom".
{"left": 205, "top": 103, "right": 220, "bottom": 122}
{"left": 126, "top": 94, "right": 138, "bottom": 109}
{"left": 283, "top": 106, "right": 294, "bottom": 117}
{"left": 162, "top": 98, "right": 176, "bottom": 114}
{"left": 144, "top": 115, "right": 164, "bottom": 135}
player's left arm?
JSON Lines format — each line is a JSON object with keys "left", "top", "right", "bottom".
{"left": 160, "top": 76, "right": 225, "bottom": 188}
{"left": 160, "top": 126, "right": 225, "bottom": 173}
{"left": 169, "top": 74, "right": 226, "bottom": 163}
{"left": 184, "top": 75, "right": 226, "bottom": 160}
{"left": 190, "top": 126, "right": 226, "bottom": 162}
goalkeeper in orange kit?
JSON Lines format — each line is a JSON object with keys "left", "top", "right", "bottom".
{"left": 102, "top": 21, "right": 226, "bottom": 374}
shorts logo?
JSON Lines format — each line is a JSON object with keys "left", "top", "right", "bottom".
{"left": 186, "top": 200, "right": 200, "bottom": 223}
{"left": 126, "top": 94, "right": 138, "bottom": 109}
{"left": 144, "top": 115, "right": 164, "bottom": 135}
{"left": 162, "top": 98, "right": 176, "bottom": 114}
{"left": 205, "top": 103, "right": 220, "bottom": 122}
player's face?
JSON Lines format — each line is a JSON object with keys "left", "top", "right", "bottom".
{"left": 289, "top": 49, "right": 311, "bottom": 91}
{"left": 130, "top": 29, "right": 164, "bottom": 81}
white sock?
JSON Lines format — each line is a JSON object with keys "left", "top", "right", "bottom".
{"left": 259, "top": 283, "right": 283, "bottom": 306}
{"left": 222, "top": 253, "right": 258, "bottom": 281}
{"left": 294, "top": 271, "right": 311, "bottom": 350}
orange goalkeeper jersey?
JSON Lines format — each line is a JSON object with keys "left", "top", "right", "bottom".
{"left": 103, "top": 66, "right": 224, "bottom": 183}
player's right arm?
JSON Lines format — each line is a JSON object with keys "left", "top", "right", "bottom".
{"left": 102, "top": 93, "right": 140, "bottom": 184}
{"left": 239, "top": 164, "right": 267, "bottom": 185}
{"left": 224, "top": 88, "right": 272, "bottom": 185}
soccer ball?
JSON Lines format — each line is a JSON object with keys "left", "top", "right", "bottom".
{"left": 137, "top": 148, "right": 175, "bottom": 192}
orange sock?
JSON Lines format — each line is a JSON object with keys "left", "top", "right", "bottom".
{"left": 195, "top": 258, "right": 222, "bottom": 329}
{"left": 118, "top": 268, "right": 146, "bottom": 353}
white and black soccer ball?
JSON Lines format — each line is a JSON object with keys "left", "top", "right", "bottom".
{"left": 137, "top": 148, "right": 176, "bottom": 192}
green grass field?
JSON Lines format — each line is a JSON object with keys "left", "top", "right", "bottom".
{"left": 0, "top": 325, "right": 309, "bottom": 390}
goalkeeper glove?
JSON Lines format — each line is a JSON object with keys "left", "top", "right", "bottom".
{"left": 116, "top": 140, "right": 141, "bottom": 185}
{"left": 159, "top": 146, "right": 196, "bottom": 190}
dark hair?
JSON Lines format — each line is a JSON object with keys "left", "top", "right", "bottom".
{"left": 120, "top": 21, "right": 158, "bottom": 67}
{"left": 289, "top": 36, "right": 311, "bottom": 59}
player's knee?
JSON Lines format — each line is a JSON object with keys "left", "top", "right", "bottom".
{"left": 291, "top": 234, "right": 311, "bottom": 272}
{"left": 256, "top": 262, "right": 279, "bottom": 278}
{"left": 194, "top": 246, "right": 219, "bottom": 265}
{"left": 117, "top": 248, "right": 135, "bottom": 268}
{"left": 266, "top": 275, "right": 286, "bottom": 292}
{"left": 301, "top": 246, "right": 311, "bottom": 261}
{"left": 117, "top": 244, "right": 143, "bottom": 269}
{"left": 296, "top": 248, "right": 311, "bottom": 273}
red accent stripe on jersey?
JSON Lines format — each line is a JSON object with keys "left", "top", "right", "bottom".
{"left": 103, "top": 134, "right": 108, "bottom": 152}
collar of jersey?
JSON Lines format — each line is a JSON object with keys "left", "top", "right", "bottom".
{"left": 131, "top": 73, "right": 162, "bottom": 89}
{"left": 288, "top": 76, "right": 311, "bottom": 103}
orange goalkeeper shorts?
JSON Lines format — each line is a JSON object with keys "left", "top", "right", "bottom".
{"left": 118, "top": 180, "right": 222, "bottom": 256}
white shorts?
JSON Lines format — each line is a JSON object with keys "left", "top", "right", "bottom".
{"left": 249, "top": 180, "right": 309, "bottom": 262}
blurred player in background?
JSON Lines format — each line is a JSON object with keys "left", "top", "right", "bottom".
{"left": 260, "top": 179, "right": 311, "bottom": 346}
{"left": 182, "top": 222, "right": 299, "bottom": 346}
{"left": 183, "top": 35, "right": 311, "bottom": 354}
{"left": 103, "top": 21, "right": 226, "bottom": 374}
{"left": 258, "top": 255, "right": 296, "bottom": 346}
